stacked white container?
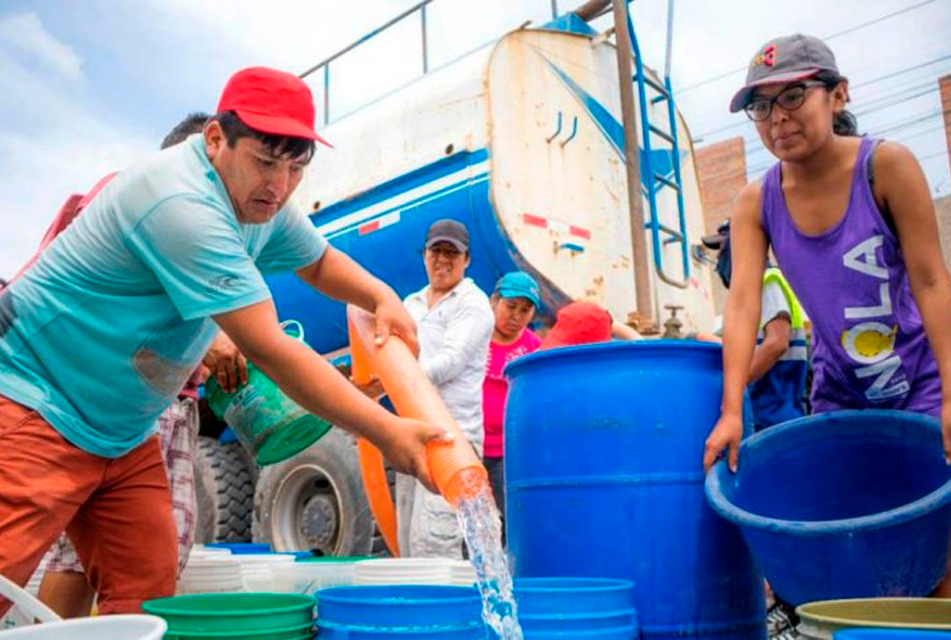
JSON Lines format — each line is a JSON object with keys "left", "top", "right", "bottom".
{"left": 353, "top": 558, "right": 453, "bottom": 586}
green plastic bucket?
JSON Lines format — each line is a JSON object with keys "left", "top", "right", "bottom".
{"left": 797, "top": 598, "right": 951, "bottom": 640}
{"left": 165, "top": 621, "right": 313, "bottom": 639}
{"left": 206, "top": 321, "right": 332, "bottom": 466}
{"left": 143, "top": 593, "right": 315, "bottom": 635}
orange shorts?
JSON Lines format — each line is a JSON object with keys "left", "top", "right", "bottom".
{"left": 0, "top": 394, "right": 177, "bottom": 614}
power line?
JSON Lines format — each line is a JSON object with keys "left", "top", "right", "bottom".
{"left": 824, "top": 0, "right": 940, "bottom": 40}
{"left": 739, "top": 91, "right": 948, "bottom": 158}
{"left": 852, "top": 53, "right": 951, "bottom": 89}
{"left": 746, "top": 147, "right": 949, "bottom": 179}
{"left": 696, "top": 106, "right": 951, "bottom": 185}
{"left": 692, "top": 53, "right": 951, "bottom": 141}
{"left": 675, "top": 0, "right": 941, "bottom": 95}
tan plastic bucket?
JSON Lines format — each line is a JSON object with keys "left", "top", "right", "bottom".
{"left": 797, "top": 598, "right": 951, "bottom": 640}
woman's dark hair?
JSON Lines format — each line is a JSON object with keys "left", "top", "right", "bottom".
{"left": 813, "top": 69, "right": 859, "bottom": 137}
{"left": 213, "top": 111, "right": 316, "bottom": 162}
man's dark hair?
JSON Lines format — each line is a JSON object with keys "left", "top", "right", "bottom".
{"left": 160, "top": 112, "right": 211, "bottom": 150}
{"left": 212, "top": 111, "right": 315, "bottom": 162}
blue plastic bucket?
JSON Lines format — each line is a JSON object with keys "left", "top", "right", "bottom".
{"left": 205, "top": 542, "right": 272, "bottom": 554}
{"left": 504, "top": 341, "right": 765, "bottom": 640}
{"left": 705, "top": 410, "right": 951, "bottom": 606}
{"left": 514, "top": 578, "right": 637, "bottom": 635}
{"left": 315, "top": 585, "right": 483, "bottom": 639}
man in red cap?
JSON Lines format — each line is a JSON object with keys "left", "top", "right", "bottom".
{"left": 0, "top": 67, "right": 449, "bottom": 614}
{"left": 540, "top": 301, "right": 614, "bottom": 349}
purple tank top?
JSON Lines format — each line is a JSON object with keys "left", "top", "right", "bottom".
{"left": 762, "top": 136, "right": 941, "bottom": 416}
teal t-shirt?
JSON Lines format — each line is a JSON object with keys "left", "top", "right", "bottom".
{"left": 0, "top": 135, "right": 327, "bottom": 457}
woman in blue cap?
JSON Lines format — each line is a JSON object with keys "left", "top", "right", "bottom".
{"left": 483, "top": 272, "right": 542, "bottom": 525}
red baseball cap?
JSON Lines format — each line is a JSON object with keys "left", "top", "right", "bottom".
{"left": 540, "top": 301, "right": 612, "bottom": 349}
{"left": 217, "top": 66, "right": 332, "bottom": 148}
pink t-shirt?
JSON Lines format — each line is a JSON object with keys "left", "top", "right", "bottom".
{"left": 482, "top": 329, "right": 541, "bottom": 458}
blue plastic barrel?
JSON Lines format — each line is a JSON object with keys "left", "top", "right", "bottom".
{"left": 504, "top": 341, "right": 765, "bottom": 640}
{"left": 315, "top": 585, "right": 484, "bottom": 639}
{"left": 706, "top": 410, "right": 951, "bottom": 606}
{"left": 514, "top": 578, "right": 637, "bottom": 637}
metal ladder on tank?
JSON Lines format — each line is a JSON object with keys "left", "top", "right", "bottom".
{"left": 625, "top": 4, "right": 690, "bottom": 288}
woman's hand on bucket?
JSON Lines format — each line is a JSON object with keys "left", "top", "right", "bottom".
{"left": 203, "top": 332, "right": 248, "bottom": 393}
{"left": 703, "top": 412, "right": 743, "bottom": 473}
{"left": 380, "top": 417, "right": 455, "bottom": 494}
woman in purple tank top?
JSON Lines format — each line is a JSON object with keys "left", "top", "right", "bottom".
{"left": 703, "top": 35, "right": 951, "bottom": 596}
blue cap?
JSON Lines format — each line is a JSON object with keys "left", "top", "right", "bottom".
{"left": 494, "top": 271, "right": 541, "bottom": 308}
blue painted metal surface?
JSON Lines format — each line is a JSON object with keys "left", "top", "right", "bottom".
{"left": 266, "top": 150, "right": 518, "bottom": 354}
{"left": 706, "top": 410, "right": 951, "bottom": 606}
{"left": 504, "top": 341, "right": 766, "bottom": 640}
{"left": 540, "top": 13, "right": 600, "bottom": 37}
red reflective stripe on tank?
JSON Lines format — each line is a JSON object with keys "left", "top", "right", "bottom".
{"left": 569, "top": 226, "right": 590, "bottom": 240}
{"left": 359, "top": 220, "right": 381, "bottom": 235}
{"left": 523, "top": 213, "right": 548, "bottom": 228}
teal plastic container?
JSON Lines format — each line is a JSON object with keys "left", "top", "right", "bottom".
{"left": 205, "top": 320, "right": 332, "bottom": 466}
{"left": 142, "top": 593, "right": 315, "bottom": 635}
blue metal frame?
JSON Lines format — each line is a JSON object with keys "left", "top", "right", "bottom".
{"left": 625, "top": 10, "right": 689, "bottom": 288}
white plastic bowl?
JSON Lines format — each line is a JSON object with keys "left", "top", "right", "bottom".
{"left": 0, "top": 614, "right": 166, "bottom": 639}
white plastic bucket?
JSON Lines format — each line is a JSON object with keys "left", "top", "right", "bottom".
{"left": 353, "top": 558, "right": 452, "bottom": 586}
{"left": 271, "top": 560, "right": 361, "bottom": 594}
{"left": 0, "top": 614, "right": 166, "bottom": 639}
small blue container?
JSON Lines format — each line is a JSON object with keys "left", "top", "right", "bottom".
{"left": 315, "top": 585, "right": 484, "bottom": 639}
{"left": 706, "top": 410, "right": 951, "bottom": 606}
{"left": 514, "top": 578, "right": 637, "bottom": 635}
{"left": 205, "top": 542, "right": 272, "bottom": 554}
{"left": 835, "top": 630, "right": 951, "bottom": 640}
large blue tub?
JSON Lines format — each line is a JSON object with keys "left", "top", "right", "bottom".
{"left": 705, "top": 411, "right": 951, "bottom": 606}
{"left": 504, "top": 341, "right": 765, "bottom": 640}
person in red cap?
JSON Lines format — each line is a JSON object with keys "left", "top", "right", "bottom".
{"left": 0, "top": 67, "right": 449, "bottom": 615}
{"left": 540, "top": 301, "right": 613, "bottom": 349}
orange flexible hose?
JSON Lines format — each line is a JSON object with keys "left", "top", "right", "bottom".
{"left": 348, "top": 305, "right": 488, "bottom": 515}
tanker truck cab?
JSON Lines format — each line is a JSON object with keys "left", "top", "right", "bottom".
{"left": 195, "top": 13, "right": 718, "bottom": 555}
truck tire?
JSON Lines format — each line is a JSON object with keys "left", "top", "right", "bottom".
{"left": 194, "top": 437, "right": 256, "bottom": 543}
{"left": 252, "top": 429, "right": 375, "bottom": 556}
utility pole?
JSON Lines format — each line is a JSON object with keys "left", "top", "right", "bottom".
{"left": 612, "top": 0, "right": 654, "bottom": 333}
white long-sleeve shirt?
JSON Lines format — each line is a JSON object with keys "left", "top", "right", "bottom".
{"left": 403, "top": 277, "right": 493, "bottom": 453}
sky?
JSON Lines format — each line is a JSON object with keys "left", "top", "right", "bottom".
{"left": 1, "top": 0, "right": 950, "bottom": 278}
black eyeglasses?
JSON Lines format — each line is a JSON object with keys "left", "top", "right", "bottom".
{"left": 744, "top": 81, "right": 826, "bottom": 122}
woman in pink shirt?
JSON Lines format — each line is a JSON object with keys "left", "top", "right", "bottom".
{"left": 483, "top": 272, "right": 542, "bottom": 526}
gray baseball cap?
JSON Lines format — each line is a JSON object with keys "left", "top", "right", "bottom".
{"left": 729, "top": 34, "right": 839, "bottom": 113}
{"left": 425, "top": 219, "right": 469, "bottom": 252}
